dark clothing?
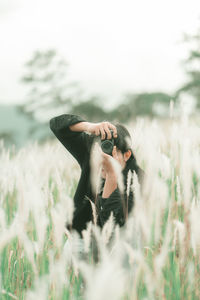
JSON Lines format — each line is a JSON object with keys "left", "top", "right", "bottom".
{"left": 49, "top": 114, "right": 145, "bottom": 237}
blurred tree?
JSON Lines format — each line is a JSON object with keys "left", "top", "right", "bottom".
{"left": 176, "top": 27, "right": 200, "bottom": 109}
{"left": 70, "top": 96, "right": 108, "bottom": 122}
{"left": 0, "top": 131, "right": 15, "bottom": 147}
{"left": 109, "top": 103, "right": 132, "bottom": 122}
{"left": 19, "top": 49, "right": 83, "bottom": 123}
{"left": 120, "top": 92, "right": 173, "bottom": 117}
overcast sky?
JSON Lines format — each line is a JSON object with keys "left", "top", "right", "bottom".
{"left": 0, "top": 0, "right": 199, "bottom": 109}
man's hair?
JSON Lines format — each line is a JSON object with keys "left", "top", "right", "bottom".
{"left": 113, "top": 123, "right": 131, "bottom": 152}
{"left": 113, "top": 122, "right": 136, "bottom": 161}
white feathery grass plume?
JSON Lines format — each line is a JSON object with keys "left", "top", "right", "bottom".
{"left": 26, "top": 177, "right": 48, "bottom": 253}
{"left": 172, "top": 220, "right": 185, "bottom": 252}
{"left": 107, "top": 236, "right": 126, "bottom": 267}
{"left": 34, "top": 211, "right": 49, "bottom": 254}
{"left": 169, "top": 122, "right": 180, "bottom": 166}
{"left": 125, "top": 132, "right": 132, "bottom": 149}
{"left": 59, "top": 189, "right": 74, "bottom": 227}
{"left": 15, "top": 173, "right": 31, "bottom": 225}
{"left": 0, "top": 217, "right": 19, "bottom": 251}
{"left": 82, "top": 221, "right": 93, "bottom": 253}
{"left": 63, "top": 230, "right": 85, "bottom": 270}
{"left": 64, "top": 227, "right": 72, "bottom": 240}
{"left": 179, "top": 135, "right": 192, "bottom": 209}
{"left": 187, "top": 262, "right": 195, "bottom": 288}
{"left": 65, "top": 227, "right": 95, "bottom": 276}
{"left": 123, "top": 216, "right": 135, "bottom": 241}
{"left": 109, "top": 224, "right": 121, "bottom": 256}
{"left": 51, "top": 202, "right": 68, "bottom": 249}
{"left": 131, "top": 170, "right": 153, "bottom": 247}
{"left": 25, "top": 276, "right": 48, "bottom": 300}
{"left": 160, "top": 153, "right": 171, "bottom": 180}
{"left": 132, "top": 170, "right": 141, "bottom": 208}
{"left": 176, "top": 175, "right": 182, "bottom": 205}
{"left": 17, "top": 230, "right": 38, "bottom": 275}
{"left": 154, "top": 221, "right": 172, "bottom": 281}
{"left": 52, "top": 166, "right": 66, "bottom": 192}
{"left": 189, "top": 201, "right": 200, "bottom": 255}
{"left": 129, "top": 117, "right": 144, "bottom": 157}
{"left": 126, "top": 169, "right": 132, "bottom": 198}
{"left": 114, "top": 223, "right": 120, "bottom": 243}
{"left": 85, "top": 196, "right": 97, "bottom": 226}
{"left": 133, "top": 145, "right": 169, "bottom": 245}
{"left": 90, "top": 223, "right": 107, "bottom": 262}
{"left": 123, "top": 240, "right": 155, "bottom": 298}
{"left": 0, "top": 145, "right": 15, "bottom": 194}
{"left": 48, "top": 250, "right": 69, "bottom": 298}
{"left": 123, "top": 241, "right": 144, "bottom": 267}
{"left": 63, "top": 235, "right": 77, "bottom": 266}
{"left": 149, "top": 176, "right": 169, "bottom": 244}
{"left": 16, "top": 169, "right": 49, "bottom": 253}
{"left": 79, "top": 252, "right": 126, "bottom": 300}
{"left": 102, "top": 211, "right": 115, "bottom": 245}
{"left": 48, "top": 183, "right": 55, "bottom": 206}
{"left": 0, "top": 208, "right": 6, "bottom": 230}
{"left": 63, "top": 238, "right": 73, "bottom": 264}
{"left": 123, "top": 216, "right": 142, "bottom": 250}
{"left": 90, "top": 142, "right": 103, "bottom": 196}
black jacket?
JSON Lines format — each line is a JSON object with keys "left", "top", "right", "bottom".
{"left": 49, "top": 114, "right": 145, "bottom": 237}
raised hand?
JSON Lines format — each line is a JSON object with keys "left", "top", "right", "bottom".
{"left": 86, "top": 121, "right": 117, "bottom": 140}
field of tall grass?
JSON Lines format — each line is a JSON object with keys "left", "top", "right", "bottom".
{"left": 0, "top": 113, "right": 200, "bottom": 300}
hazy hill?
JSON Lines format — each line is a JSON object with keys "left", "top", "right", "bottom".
{"left": 0, "top": 104, "right": 50, "bottom": 150}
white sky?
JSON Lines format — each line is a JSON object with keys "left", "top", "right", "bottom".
{"left": 0, "top": 0, "right": 199, "bottom": 109}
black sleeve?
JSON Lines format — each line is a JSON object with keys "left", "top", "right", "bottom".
{"left": 96, "top": 188, "right": 127, "bottom": 227}
{"left": 49, "top": 114, "right": 91, "bottom": 167}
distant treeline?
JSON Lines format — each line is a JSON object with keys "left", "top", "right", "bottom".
{"left": 69, "top": 92, "right": 173, "bottom": 122}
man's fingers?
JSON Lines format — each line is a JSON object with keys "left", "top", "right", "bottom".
{"left": 108, "top": 123, "right": 117, "bottom": 138}
{"left": 93, "top": 121, "right": 117, "bottom": 139}
{"left": 99, "top": 127, "right": 106, "bottom": 139}
{"left": 103, "top": 125, "right": 112, "bottom": 139}
{"left": 101, "top": 122, "right": 118, "bottom": 139}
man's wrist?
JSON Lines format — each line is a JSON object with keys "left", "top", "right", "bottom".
{"left": 69, "top": 121, "right": 90, "bottom": 132}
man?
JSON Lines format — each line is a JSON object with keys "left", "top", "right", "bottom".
{"left": 49, "top": 114, "right": 145, "bottom": 238}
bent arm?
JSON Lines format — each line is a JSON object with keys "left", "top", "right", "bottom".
{"left": 49, "top": 114, "right": 93, "bottom": 167}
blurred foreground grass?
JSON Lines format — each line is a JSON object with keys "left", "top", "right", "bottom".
{"left": 0, "top": 116, "right": 200, "bottom": 299}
